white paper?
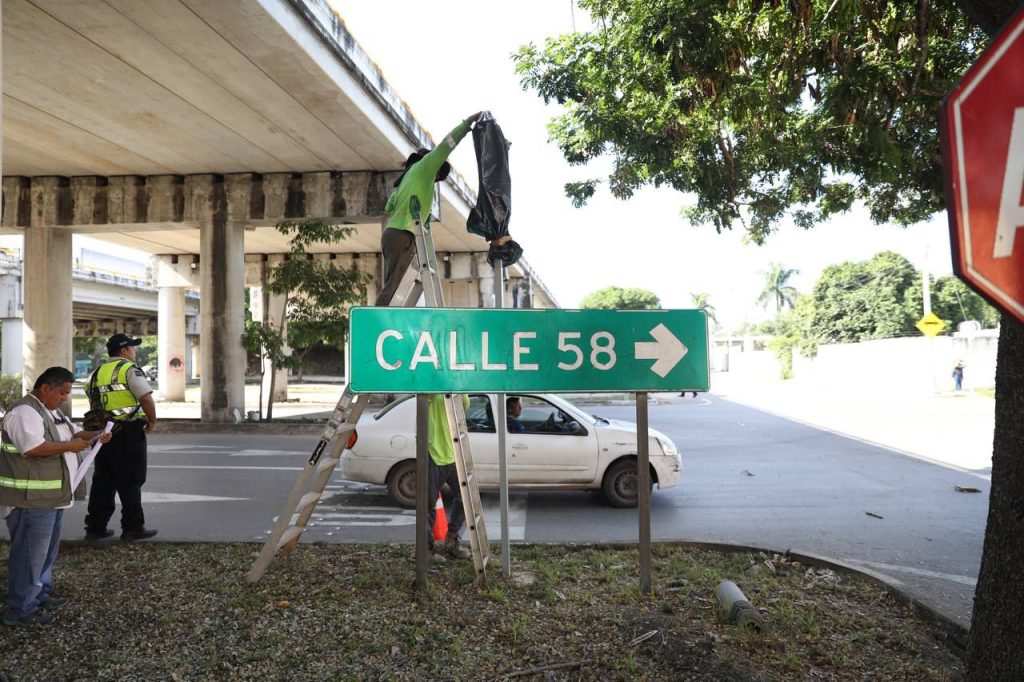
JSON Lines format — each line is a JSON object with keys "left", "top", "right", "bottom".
{"left": 72, "top": 421, "right": 113, "bottom": 489}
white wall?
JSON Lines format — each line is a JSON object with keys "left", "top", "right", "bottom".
{"left": 790, "top": 329, "right": 999, "bottom": 392}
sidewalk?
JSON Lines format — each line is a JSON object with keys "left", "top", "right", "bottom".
{"left": 708, "top": 372, "right": 995, "bottom": 476}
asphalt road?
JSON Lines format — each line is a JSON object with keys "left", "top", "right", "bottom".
{"left": 60, "top": 395, "right": 987, "bottom": 628}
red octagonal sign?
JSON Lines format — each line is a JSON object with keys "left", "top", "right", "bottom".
{"left": 941, "top": 7, "right": 1024, "bottom": 324}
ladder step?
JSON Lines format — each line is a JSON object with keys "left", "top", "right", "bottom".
{"left": 297, "top": 491, "right": 321, "bottom": 512}
{"left": 277, "top": 525, "right": 304, "bottom": 550}
{"left": 315, "top": 457, "right": 340, "bottom": 474}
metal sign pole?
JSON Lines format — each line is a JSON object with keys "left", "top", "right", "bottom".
{"left": 415, "top": 394, "right": 430, "bottom": 590}
{"left": 494, "top": 262, "right": 511, "bottom": 577}
{"left": 637, "top": 392, "right": 652, "bottom": 593}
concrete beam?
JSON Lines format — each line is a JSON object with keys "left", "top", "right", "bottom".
{"left": 1, "top": 171, "right": 400, "bottom": 230}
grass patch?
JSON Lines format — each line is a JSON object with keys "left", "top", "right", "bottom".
{"left": 0, "top": 542, "right": 963, "bottom": 680}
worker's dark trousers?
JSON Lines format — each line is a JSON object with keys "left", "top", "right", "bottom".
{"left": 374, "top": 227, "right": 416, "bottom": 306}
{"left": 84, "top": 422, "right": 148, "bottom": 533}
{"left": 428, "top": 460, "right": 465, "bottom": 538}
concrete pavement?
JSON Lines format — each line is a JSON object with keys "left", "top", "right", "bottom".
{"left": 708, "top": 372, "right": 995, "bottom": 477}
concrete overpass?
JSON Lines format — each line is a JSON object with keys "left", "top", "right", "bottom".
{"left": 0, "top": 250, "right": 201, "bottom": 377}
{"left": 1, "top": 0, "right": 557, "bottom": 420}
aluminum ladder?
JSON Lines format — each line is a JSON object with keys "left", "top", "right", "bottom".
{"left": 247, "top": 204, "right": 490, "bottom": 583}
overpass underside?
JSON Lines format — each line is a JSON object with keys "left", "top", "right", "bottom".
{"left": 1, "top": 0, "right": 553, "bottom": 421}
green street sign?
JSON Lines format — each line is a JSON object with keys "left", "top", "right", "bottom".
{"left": 348, "top": 307, "right": 709, "bottom": 393}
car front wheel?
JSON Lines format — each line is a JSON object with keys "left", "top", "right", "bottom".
{"left": 602, "top": 459, "right": 653, "bottom": 508}
{"left": 386, "top": 460, "right": 417, "bottom": 509}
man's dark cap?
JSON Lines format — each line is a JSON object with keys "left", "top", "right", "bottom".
{"left": 393, "top": 148, "right": 451, "bottom": 187}
{"left": 106, "top": 333, "right": 142, "bottom": 355}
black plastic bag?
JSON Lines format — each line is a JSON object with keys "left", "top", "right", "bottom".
{"left": 467, "top": 113, "right": 522, "bottom": 267}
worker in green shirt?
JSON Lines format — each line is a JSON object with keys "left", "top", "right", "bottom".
{"left": 428, "top": 394, "right": 471, "bottom": 560}
{"left": 374, "top": 112, "right": 483, "bottom": 306}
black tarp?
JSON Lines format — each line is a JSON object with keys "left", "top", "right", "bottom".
{"left": 467, "top": 112, "right": 522, "bottom": 267}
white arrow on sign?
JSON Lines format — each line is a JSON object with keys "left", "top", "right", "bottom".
{"left": 633, "top": 323, "right": 688, "bottom": 378}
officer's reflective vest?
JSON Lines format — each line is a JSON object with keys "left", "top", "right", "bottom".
{"left": 87, "top": 359, "right": 142, "bottom": 421}
{"left": 0, "top": 395, "right": 74, "bottom": 508}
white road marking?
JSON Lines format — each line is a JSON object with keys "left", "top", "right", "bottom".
{"left": 848, "top": 559, "right": 977, "bottom": 586}
{"left": 141, "top": 492, "right": 249, "bottom": 503}
{"left": 149, "top": 465, "right": 303, "bottom": 471}
{"left": 301, "top": 491, "right": 529, "bottom": 539}
{"left": 228, "top": 450, "right": 309, "bottom": 457}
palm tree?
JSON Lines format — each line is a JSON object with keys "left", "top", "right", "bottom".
{"left": 756, "top": 263, "right": 800, "bottom": 312}
{"left": 690, "top": 292, "right": 718, "bottom": 330}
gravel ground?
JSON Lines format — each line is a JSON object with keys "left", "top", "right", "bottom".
{"left": 0, "top": 542, "right": 963, "bottom": 681}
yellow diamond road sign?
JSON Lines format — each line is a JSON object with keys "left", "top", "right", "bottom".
{"left": 916, "top": 312, "right": 947, "bottom": 337}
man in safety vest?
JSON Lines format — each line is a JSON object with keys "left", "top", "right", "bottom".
{"left": 427, "top": 394, "right": 472, "bottom": 561}
{"left": 1, "top": 366, "right": 111, "bottom": 626}
{"left": 82, "top": 334, "right": 158, "bottom": 542}
{"left": 374, "top": 112, "right": 483, "bottom": 306}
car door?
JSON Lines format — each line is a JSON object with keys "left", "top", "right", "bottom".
{"left": 465, "top": 393, "right": 499, "bottom": 485}
{"left": 504, "top": 394, "right": 598, "bottom": 484}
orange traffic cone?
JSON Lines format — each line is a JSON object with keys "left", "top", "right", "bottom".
{"left": 433, "top": 493, "right": 448, "bottom": 541}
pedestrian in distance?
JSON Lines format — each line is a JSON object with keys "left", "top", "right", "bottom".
{"left": 1, "top": 366, "right": 112, "bottom": 626}
{"left": 374, "top": 112, "right": 484, "bottom": 307}
{"left": 82, "top": 334, "right": 158, "bottom": 543}
{"left": 952, "top": 362, "right": 965, "bottom": 392}
{"left": 427, "top": 394, "right": 471, "bottom": 561}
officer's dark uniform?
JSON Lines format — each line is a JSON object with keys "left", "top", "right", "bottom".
{"left": 83, "top": 354, "right": 151, "bottom": 538}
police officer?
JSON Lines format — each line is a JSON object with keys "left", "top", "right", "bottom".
{"left": 1, "top": 366, "right": 111, "bottom": 626}
{"left": 83, "top": 334, "right": 158, "bottom": 542}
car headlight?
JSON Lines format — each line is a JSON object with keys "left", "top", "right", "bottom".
{"left": 655, "top": 436, "right": 678, "bottom": 458}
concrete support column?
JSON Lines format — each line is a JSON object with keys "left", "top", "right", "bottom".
{"left": 23, "top": 222, "right": 73, "bottom": 397}
{"left": 2, "top": 319, "right": 24, "bottom": 376}
{"left": 190, "top": 335, "right": 200, "bottom": 379}
{"left": 477, "top": 254, "right": 496, "bottom": 309}
{"left": 195, "top": 176, "right": 245, "bottom": 422}
{"left": 157, "top": 286, "right": 187, "bottom": 401}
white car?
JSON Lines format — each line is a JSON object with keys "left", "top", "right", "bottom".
{"left": 340, "top": 393, "right": 683, "bottom": 508}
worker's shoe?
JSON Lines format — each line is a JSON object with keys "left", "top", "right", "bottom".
{"left": 428, "top": 539, "right": 447, "bottom": 563}
{"left": 83, "top": 528, "right": 114, "bottom": 543}
{"left": 443, "top": 533, "right": 470, "bottom": 560}
{"left": 39, "top": 595, "right": 68, "bottom": 611}
{"left": 3, "top": 611, "right": 55, "bottom": 627}
{"left": 121, "top": 527, "right": 158, "bottom": 542}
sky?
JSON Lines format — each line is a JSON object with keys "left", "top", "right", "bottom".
{"left": 326, "top": 0, "right": 955, "bottom": 329}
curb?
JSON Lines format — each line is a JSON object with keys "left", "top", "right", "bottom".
{"left": 153, "top": 420, "right": 323, "bottom": 435}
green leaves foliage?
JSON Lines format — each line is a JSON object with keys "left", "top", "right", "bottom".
{"left": 242, "top": 219, "right": 372, "bottom": 377}
{"left": 579, "top": 285, "right": 661, "bottom": 309}
{"left": 515, "top": 0, "right": 986, "bottom": 242}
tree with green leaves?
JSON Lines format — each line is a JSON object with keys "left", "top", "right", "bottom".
{"left": 579, "top": 285, "right": 660, "bottom": 310}
{"left": 756, "top": 263, "right": 801, "bottom": 312}
{"left": 690, "top": 292, "right": 718, "bottom": 330}
{"left": 518, "top": 2, "right": 1024, "bottom": 676}
{"left": 242, "top": 219, "right": 370, "bottom": 420}
{"left": 932, "top": 276, "right": 1001, "bottom": 329}
{"left": 809, "top": 251, "right": 919, "bottom": 343}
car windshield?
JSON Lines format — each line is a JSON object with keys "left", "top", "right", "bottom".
{"left": 531, "top": 394, "right": 597, "bottom": 425}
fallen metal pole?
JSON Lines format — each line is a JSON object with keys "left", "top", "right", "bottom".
{"left": 715, "top": 580, "right": 765, "bottom": 632}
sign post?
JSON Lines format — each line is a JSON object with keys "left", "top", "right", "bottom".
{"left": 350, "top": 306, "right": 709, "bottom": 593}
{"left": 941, "top": 7, "right": 1024, "bottom": 323}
